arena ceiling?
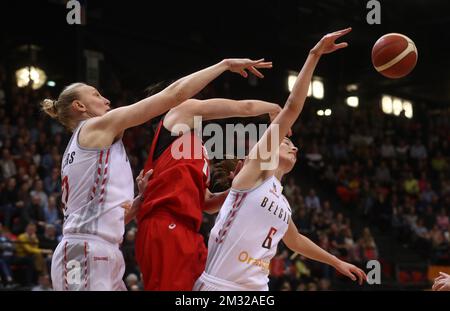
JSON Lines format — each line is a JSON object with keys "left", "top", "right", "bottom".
{"left": 1, "top": 0, "right": 450, "bottom": 106}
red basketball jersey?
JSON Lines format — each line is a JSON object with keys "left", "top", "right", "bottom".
{"left": 137, "top": 121, "right": 210, "bottom": 231}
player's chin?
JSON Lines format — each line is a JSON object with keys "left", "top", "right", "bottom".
{"left": 284, "top": 159, "right": 296, "bottom": 173}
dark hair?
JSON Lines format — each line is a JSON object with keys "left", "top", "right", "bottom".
{"left": 144, "top": 80, "right": 175, "bottom": 130}
{"left": 210, "top": 158, "right": 239, "bottom": 192}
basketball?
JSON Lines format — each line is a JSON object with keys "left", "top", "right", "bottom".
{"left": 372, "top": 33, "right": 418, "bottom": 79}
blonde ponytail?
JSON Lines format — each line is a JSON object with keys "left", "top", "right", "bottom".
{"left": 40, "top": 82, "right": 86, "bottom": 131}
{"left": 41, "top": 99, "right": 59, "bottom": 119}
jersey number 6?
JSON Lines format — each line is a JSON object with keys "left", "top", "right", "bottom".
{"left": 262, "top": 227, "right": 277, "bottom": 249}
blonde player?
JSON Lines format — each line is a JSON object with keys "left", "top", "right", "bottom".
{"left": 42, "top": 58, "right": 272, "bottom": 290}
{"left": 194, "top": 28, "right": 367, "bottom": 291}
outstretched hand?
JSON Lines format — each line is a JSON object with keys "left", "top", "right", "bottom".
{"left": 137, "top": 169, "right": 153, "bottom": 197}
{"left": 226, "top": 58, "right": 273, "bottom": 78}
{"left": 432, "top": 272, "right": 450, "bottom": 291}
{"left": 310, "top": 27, "right": 352, "bottom": 56}
{"left": 335, "top": 260, "right": 367, "bottom": 285}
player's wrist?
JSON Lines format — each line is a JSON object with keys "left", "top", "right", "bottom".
{"left": 136, "top": 194, "right": 145, "bottom": 202}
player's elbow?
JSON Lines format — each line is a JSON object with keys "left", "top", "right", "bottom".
{"left": 161, "top": 83, "right": 186, "bottom": 106}
{"left": 284, "top": 98, "right": 302, "bottom": 114}
{"left": 239, "top": 100, "right": 254, "bottom": 116}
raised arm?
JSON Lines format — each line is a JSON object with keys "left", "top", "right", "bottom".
{"left": 83, "top": 58, "right": 272, "bottom": 146}
{"left": 283, "top": 219, "right": 366, "bottom": 284}
{"left": 235, "top": 28, "right": 351, "bottom": 184}
{"left": 163, "top": 98, "right": 281, "bottom": 130}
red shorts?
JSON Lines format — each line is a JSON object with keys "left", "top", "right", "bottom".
{"left": 135, "top": 211, "right": 207, "bottom": 291}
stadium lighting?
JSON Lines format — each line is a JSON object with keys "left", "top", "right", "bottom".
{"left": 346, "top": 84, "right": 358, "bottom": 92}
{"left": 317, "top": 110, "right": 324, "bottom": 116}
{"left": 381, "top": 94, "right": 413, "bottom": 118}
{"left": 287, "top": 74, "right": 297, "bottom": 92}
{"left": 47, "top": 80, "right": 56, "bottom": 87}
{"left": 16, "top": 66, "right": 47, "bottom": 90}
{"left": 346, "top": 96, "right": 359, "bottom": 108}
{"left": 312, "top": 79, "right": 324, "bottom": 99}
{"left": 382, "top": 95, "right": 393, "bottom": 114}
{"left": 288, "top": 74, "right": 323, "bottom": 99}
{"left": 392, "top": 98, "right": 403, "bottom": 116}
{"left": 324, "top": 109, "right": 332, "bottom": 116}
{"left": 403, "top": 101, "right": 413, "bottom": 119}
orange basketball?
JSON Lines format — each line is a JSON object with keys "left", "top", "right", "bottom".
{"left": 371, "top": 33, "right": 418, "bottom": 79}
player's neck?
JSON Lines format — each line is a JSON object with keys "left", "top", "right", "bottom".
{"left": 273, "top": 169, "right": 285, "bottom": 182}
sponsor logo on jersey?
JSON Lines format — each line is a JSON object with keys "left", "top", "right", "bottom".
{"left": 269, "top": 182, "right": 279, "bottom": 198}
{"left": 237, "top": 251, "right": 270, "bottom": 274}
{"left": 93, "top": 256, "right": 108, "bottom": 262}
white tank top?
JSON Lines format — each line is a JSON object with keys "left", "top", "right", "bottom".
{"left": 60, "top": 121, "right": 134, "bottom": 244}
{"left": 205, "top": 175, "right": 292, "bottom": 289}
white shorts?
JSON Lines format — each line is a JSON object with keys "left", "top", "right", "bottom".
{"left": 51, "top": 234, "right": 126, "bottom": 291}
{"left": 193, "top": 272, "right": 268, "bottom": 291}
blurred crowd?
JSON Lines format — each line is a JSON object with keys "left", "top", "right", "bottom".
{"left": 0, "top": 67, "right": 448, "bottom": 290}
{"left": 295, "top": 104, "right": 450, "bottom": 266}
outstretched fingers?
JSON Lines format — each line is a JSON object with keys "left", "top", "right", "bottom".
{"left": 253, "top": 61, "right": 273, "bottom": 69}
{"left": 249, "top": 66, "right": 264, "bottom": 78}
{"left": 142, "top": 169, "right": 153, "bottom": 183}
{"left": 332, "top": 27, "right": 352, "bottom": 37}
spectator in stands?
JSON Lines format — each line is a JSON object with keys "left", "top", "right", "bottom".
{"left": 30, "top": 180, "right": 48, "bottom": 211}
{"left": 395, "top": 139, "right": 409, "bottom": 160}
{"left": 0, "top": 222, "right": 14, "bottom": 287}
{"left": 0, "top": 177, "right": 18, "bottom": 228}
{"left": 410, "top": 139, "right": 427, "bottom": 160}
{"left": 404, "top": 172, "right": 420, "bottom": 195}
{"left": 0, "top": 148, "right": 17, "bottom": 179}
{"left": 360, "top": 227, "right": 378, "bottom": 262}
{"left": 42, "top": 195, "right": 61, "bottom": 231}
{"left": 125, "top": 273, "right": 142, "bottom": 291}
{"left": 318, "top": 278, "right": 331, "bottom": 291}
{"left": 380, "top": 137, "right": 396, "bottom": 159}
{"left": 0, "top": 222, "right": 34, "bottom": 286}
{"left": 43, "top": 168, "right": 61, "bottom": 195}
{"left": 15, "top": 222, "right": 52, "bottom": 277}
{"left": 38, "top": 224, "right": 59, "bottom": 252}
{"left": 31, "top": 274, "right": 52, "bottom": 291}
{"left": 305, "top": 189, "right": 321, "bottom": 212}
{"left": 436, "top": 208, "right": 449, "bottom": 231}
{"left": 375, "top": 161, "right": 391, "bottom": 184}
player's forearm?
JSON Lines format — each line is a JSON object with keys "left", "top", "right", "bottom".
{"left": 167, "top": 60, "right": 230, "bottom": 103}
{"left": 240, "top": 100, "right": 281, "bottom": 117}
{"left": 102, "top": 60, "right": 230, "bottom": 134}
{"left": 284, "top": 52, "right": 321, "bottom": 114}
{"left": 288, "top": 233, "right": 340, "bottom": 268}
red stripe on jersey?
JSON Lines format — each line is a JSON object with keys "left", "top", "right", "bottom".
{"left": 216, "top": 193, "right": 247, "bottom": 244}
{"left": 105, "top": 149, "right": 110, "bottom": 164}
{"left": 64, "top": 241, "right": 68, "bottom": 290}
{"left": 84, "top": 241, "right": 88, "bottom": 289}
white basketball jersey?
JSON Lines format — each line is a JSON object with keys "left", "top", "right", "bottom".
{"left": 60, "top": 121, "right": 134, "bottom": 244}
{"left": 205, "top": 175, "right": 292, "bottom": 290}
